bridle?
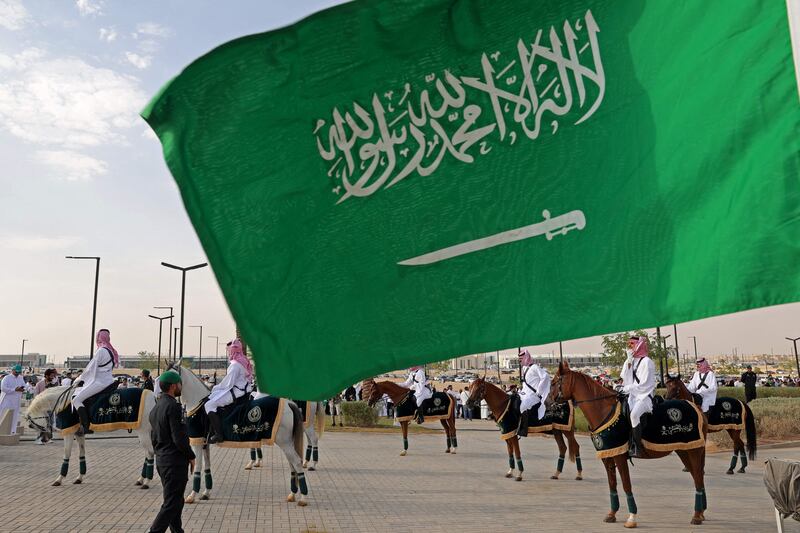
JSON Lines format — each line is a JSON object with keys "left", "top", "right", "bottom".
{"left": 466, "top": 378, "right": 486, "bottom": 408}
{"left": 553, "top": 371, "right": 617, "bottom": 406}
{"left": 26, "top": 386, "right": 71, "bottom": 436}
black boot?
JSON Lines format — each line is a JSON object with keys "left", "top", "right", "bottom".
{"left": 77, "top": 406, "right": 93, "bottom": 435}
{"left": 518, "top": 410, "right": 530, "bottom": 437}
{"left": 207, "top": 411, "right": 224, "bottom": 444}
{"left": 629, "top": 424, "right": 643, "bottom": 458}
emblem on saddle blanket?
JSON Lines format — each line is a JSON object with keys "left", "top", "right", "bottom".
{"left": 641, "top": 400, "right": 705, "bottom": 452}
{"left": 188, "top": 397, "right": 285, "bottom": 448}
{"left": 706, "top": 397, "right": 744, "bottom": 430}
{"left": 395, "top": 392, "right": 453, "bottom": 422}
{"left": 56, "top": 388, "right": 149, "bottom": 435}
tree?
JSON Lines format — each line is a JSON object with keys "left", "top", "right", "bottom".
{"left": 427, "top": 361, "right": 450, "bottom": 374}
{"left": 137, "top": 350, "right": 158, "bottom": 372}
{"left": 601, "top": 330, "right": 672, "bottom": 373}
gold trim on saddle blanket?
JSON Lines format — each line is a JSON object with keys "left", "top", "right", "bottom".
{"left": 193, "top": 398, "right": 287, "bottom": 448}
{"left": 707, "top": 399, "right": 746, "bottom": 432}
{"left": 590, "top": 402, "right": 629, "bottom": 459}
{"left": 60, "top": 389, "right": 152, "bottom": 436}
{"left": 641, "top": 401, "right": 706, "bottom": 452}
{"left": 397, "top": 395, "right": 454, "bottom": 423}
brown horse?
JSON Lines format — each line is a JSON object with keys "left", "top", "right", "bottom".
{"left": 466, "top": 377, "right": 582, "bottom": 482}
{"left": 549, "top": 362, "right": 707, "bottom": 528}
{"left": 665, "top": 375, "right": 756, "bottom": 474}
{"left": 361, "top": 379, "right": 457, "bottom": 456}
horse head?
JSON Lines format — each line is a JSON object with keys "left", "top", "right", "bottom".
{"left": 548, "top": 361, "right": 575, "bottom": 406}
{"left": 664, "top": 374, "right": 686, "bottom": 400}
{"left": 466, "top": 376, "right": 485, "bottom": 409}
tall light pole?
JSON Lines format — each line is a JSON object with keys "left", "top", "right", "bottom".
{"left": 208, "top": 335, "right": 220, "bottom": 357}
{"left": 661, "top": 333, "right": 671, "bottom": 378}
{"left": 154, "top": 306, "right": 174, "bottom": 359}
{"left": 173, "top": 328, "right": 180, "bottom": 362}
{"left": 673, "top": 324, "right": 680, "bottom": 375}
{"left": 786, "top": 336, "right": 800, "bottom": 379}
{"left": 689, "top": 336, "right": 699, "bottom": 362}
{"left": 19, "top": 339, "right": 28, "bottom": 366}
{"left": 161, "top": 262, "right": 208, "bottom": 360}
{"left": 190, "top": 325, "right": 203, "bottom": 376}
{"left": 66, "top": 256, "right": 100, "bottom": 359}
{"left": 148, "top": 314, "right": 173, "bottom": 373}
{"left": 559, "top": 341, "right": 564, "bottom": 362}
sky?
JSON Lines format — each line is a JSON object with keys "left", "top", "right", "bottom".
{"left": 1, "top": 0, "right": 799, "bottom": 366}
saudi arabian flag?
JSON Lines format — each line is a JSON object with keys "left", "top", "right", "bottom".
{"left": 143, "top": 0, "right": 800, "bottom": 399}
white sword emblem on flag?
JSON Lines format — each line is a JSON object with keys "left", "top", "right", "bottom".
{"left": 398, "top": 209, "right": 587, "bottom": 266}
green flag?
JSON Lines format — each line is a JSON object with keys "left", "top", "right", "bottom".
{"left": 143, "top": 0, "right": 800, "bottom": 400}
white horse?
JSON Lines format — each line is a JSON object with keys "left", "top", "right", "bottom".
{"left": 25, "top": 385, "right": 157, "bottom": 489}
{"left": 245, "top": 401, "right": 326, "bottom": 471}
{"left": 172, "top": 365, "right": 310, "bottom": 506}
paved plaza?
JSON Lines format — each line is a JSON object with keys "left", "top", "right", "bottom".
{"left": 0, "top": 423, "right": 797, "bottom": 532}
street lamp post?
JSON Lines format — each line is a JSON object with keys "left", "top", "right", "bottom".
{"left": 19, "top": 339, "right": 28, "bottom": 366}
{"left": 208, "top": 336, "right": 220, "bottom": 357}
{"left": 173, "top": 328, "right": 180, "bottom": 362}
{"left": 689, "top": 336, "right": 699, "bottom": 362}
{"left": 190, "top": 325, "right": 203, "bottom": 376}
{"left": 66, "top": 256, "right": 100, "bottom": 359}
{"left": 558, "top": 341, "right": 563, "bottom": 362}
{"left": 161, "top": 262, "right": 208, "bottom": 360}
{"left": 148, "top": 314, "right": 173, "bottom": 373}
{"left": 154, "top": 306, "right": 174, "bottom": 360}
{"left": 786, "top": 336, "right": 800, "bottom": 380}
{"left": 673, "top": 324, "right": 680, "bottom": 375}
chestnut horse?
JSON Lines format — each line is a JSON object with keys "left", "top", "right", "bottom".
{"left": 549, "top": 362, "right": 707, "bottom": 528}
{"left": 665, "top": 375, "right": 756, "bottom": 474}
{"left": 466, "top": 377, "right": 582, "bottom": 481}
{"left": 361, "top": 379, "right": 457, "bottom": 456}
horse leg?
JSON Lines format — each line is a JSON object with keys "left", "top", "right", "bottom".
{"left": 568, "top": 431, "right": 583, "bottom": 480}
{"left": 73, "top": 435, "right": 86, "bottom": 484}
{"left": 727, "top": 430, "right": 741, "bottom": 475}
{"left": 53, "top": 435, "right": 74, "bottom": 486}
{"left": 602, "top": 458, "right": 619, "bottom": 523}
{"left": 505, "top": 439, "right": 515, "bottom": 478}
{"left": 400, "top": 421, "right": 409, "bottom": 456}
{"left": 281, "top": 442, "right": 308, "bottom": 506}
{"left": 441, "top": 419, "right": 451, "bottom": 453}
{"left": 686, "top": 449, "right": 707, "bottom": 524}
{"left": 186, "top": 443, "right": 203, "bottom": 504}
{"left": 551, "top": 431, "right": 567, "bottom": 480}
{"left": 614, "top": 455, "right": 638, "bottom": 528}
{"left": 450, "top": 414, "right": 458, "bottom": 453}
{"left": 733, "top": 429, "right": 748, "bottom": 473}
{"left": 245, "top": 448, "right": 256, "bottom": 470}
{"left": 201, "top": 445, "right": 212, "bottom": 500}
{"left": 255, "top": 446, "right": 263, "bottom": 467}
{"left": 513, "top": 437, "right": 523, "bottom": 482}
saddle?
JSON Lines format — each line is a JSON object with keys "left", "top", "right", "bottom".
{"left": 188, "top": 396, "right": 285, "bottom": 448}
{"left": 57, "top": 386, "right": 147, "bottom": 435}
{"left": 395, "top": 391, "right": 453, "bottom": 422}
{"left": 81, "top": 381, "right": 119, "bottom": 410}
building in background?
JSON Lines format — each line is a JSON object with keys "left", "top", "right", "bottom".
{"left": 0, "top": 353, "right": 48, "bottom": 369}
{"left": 64, "top": 355, "right": 230, "bottom": 371}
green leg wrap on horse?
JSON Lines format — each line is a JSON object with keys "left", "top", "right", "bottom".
{"left": 739, "top": 451, "right": 748, "bottom": 468}
{"left": 305, "top": 445, "right": 312, "bottom": 461}
{"left": 610, "top": 491, "right": 620, "bottom": 512}
{"left": 141, "top": 461, "right": 148, "bottom": 478}
{"left": 701, "top": 488, "right": 707, "bottom": 510}
{"left": 403, "top": 438, "right": 409, "bottom": 451}
{"left": 60, "top": 459, "right": 69, "bottom": 477}
{"left": 204, "top": 469, "right": 213, "bottom": 489}
{"left": 193, "top": 472, "right": 201, "bottom": 492}
{"left": 250, "top": 449, "right": 256, "bottom": 461}
{"left": 575, "top": 456, "right": 583, "bottom": 471}
{"left": 146, "top": 458, "right": 154, "bottom": 480}
{"left": 556, "top": 456, "right": 565, "bottom": 473}
{"left": 626, "top": 492, "right": 638, "bottom": 514}
{"left": 729, "top": 455, "right": 738, "bottom": 470}
{"left": 508, "top": 455, "right": 515, "bottom": 469}
{"left": 79, "top": 457, "right": 86, "bottom": 475}
{"left": 516, "top": 459, "right": 524, "bottom": 473}
{"left": 694, "top": 490, "right": 704, "bottom": 513}
{"left": 312, "top": 447, "right": 319, "bottom": 462}
{"left": 290, "top": 472, "right": 298, "bottom": 493}
{"left": 298, "top": 472, "right": 309, "bottom": 495}
{"left": 257, "top": 448, "right": 263, "bottom": 459}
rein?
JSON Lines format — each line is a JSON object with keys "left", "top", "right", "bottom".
{"left": 554, "top": 372, "right": 619, "bottom": 433}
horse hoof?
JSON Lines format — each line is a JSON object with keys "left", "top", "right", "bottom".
{"left": 244, "top": 465, "right": 252, "bottom": 471}
{"left": 690, "top": 518, "right": 702, "bottom": 525}
{"left": 603, "top": 515, "right": 616, "bottom": 523}
{"left": 287, "top": 494, "right": 296, "bottom": 503}
{"left": 737, "top": 468, "right": 746, "bottom": 474}
{"left": 575, "top": 474, "right": 583, "bottom": 480}
{"left": 550, "top": 475, "right": 559, "bottom": 480}
{"left": 303, "top": 461, "right": 308, "bottom": 468}
{"left": 200, "top": 494, "right": 209, "bottom": 501}
{"left": 505, "top": 473, "right": 513, "bottom": 478}
{"left": 298, "top": 500, "right": 308, "bottom": 507}
{"left": 140, "top": 484, "right": 149, "bottom": 490}
{"left": 134, "top": 480, "right": 142, "bottom": 486}
{"left": 515, "top": 476, "right": 522, "bottom": 482}
{"left": 450, "top": 450, "right": 456, "bottom": 455}
{"left": 726, "top": 469, "right": 734, "bottom": 475}
{"left": 682, "top": 467, "right": 689, "bottom": 472}
{"left": 445, "top": 449, "right": 450, "bottom": 453}
{"left": 52, "top": 481, "right": 61, "bottom": 487}
{"left": 399, "top": 451, "right": 407, "bottom": 456}
{"left": 308, "top": 466, "right": 316, "bottom": 471}
{"left": 624, "top": 520, "right": 637, "bottom": 528}
{"left": 184, "top": 497, "right": 194, "bottom": 504}
{"left": 72, "top": 479, "right": 82, "bottom": 485}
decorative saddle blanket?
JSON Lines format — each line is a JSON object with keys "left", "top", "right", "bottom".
{"left": 497, "top": 400, "right": 575, "bottom": 440}
{"left": 57, "top": 388, "right": 150, "bottom": 435}
{"left": 188, "top": 396, "right": 285, "bottom": 448}
{"left": 642, "top": 399, "right": 705, "bottom": 452}
{"left": 589, "top": 402, "right": 631, "bottom": 458}
{"left": 706, "top": 397, "right": 745, "bottom": 431}
{"left": 395, "top": 391, "right": 454, "bottom": 422}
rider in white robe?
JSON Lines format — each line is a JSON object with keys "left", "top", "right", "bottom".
{"left": 206, "top": 339, "right": 253, "bottom": 443}
{"left": 619, "top": 336, "right": 655, "bottom": 457}
{"left": 400, "top": 366, "right": 432, "bottom": 422}
{"left": 517, "top": 350, "right": 550, "bottom": 437}
{"left": 687, "top": 358, "right": 718, "bottom": 412}
{"left": 72, "top": 329, "right": 119, "bottom": 435}
{"left": 0, "top": 366, "right": 30, "bottom": 435}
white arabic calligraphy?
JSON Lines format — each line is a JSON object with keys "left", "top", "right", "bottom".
{"left": 315, "top": 10, "right": 605, "bottom": 204}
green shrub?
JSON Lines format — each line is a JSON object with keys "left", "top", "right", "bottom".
{"left": 340, "top": 401, "right": 378, "bottom": 427}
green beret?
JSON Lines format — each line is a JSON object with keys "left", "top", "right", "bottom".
{"left": 159, "top": 371, "right": 181, "bottom": 385}
{"left": 12, "top": 365, "right": 22, "bottom": 373}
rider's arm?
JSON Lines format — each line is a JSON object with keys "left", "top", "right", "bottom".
{"left": 400, "top": 374, "right": 414, "bottom": 388}
{"left": 686, "top": 373, "right": 698, "bottom": 393}
{"left": 211, "top": 366, "right": 237, "bottom": 392}
{"left": 703, "top": 373, "right": 718, "bottom": 395}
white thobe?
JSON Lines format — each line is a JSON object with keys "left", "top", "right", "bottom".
{"left": 520, "top": 364, "right": 550, "bottom": 420}
{"left": 72, "top": 348, "right": 116, "bottom": 408}
{"left": 205, "top": 361, "right": 249, "bottom": 413}
{"left": 0, "top": 374, "right": 29, "bottom": 434}
{"left": 620, "top": 356, "right": 656, "bottom": 427}
{"left": 687, "top": 371, "right": 718, "bottom": 412}
{"left": 400, "top": 369, "right": 432, "bottom": 406}
{"left": 62, "top": 378, "right": 72, "bottom": 387}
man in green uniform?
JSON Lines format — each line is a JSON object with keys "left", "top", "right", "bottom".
{"left": 148, "top": 371, "right": 195, "bottom": 533}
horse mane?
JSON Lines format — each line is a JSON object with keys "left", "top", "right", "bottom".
{"left": 26, "top": 386, "right": 71, "bottom": 418}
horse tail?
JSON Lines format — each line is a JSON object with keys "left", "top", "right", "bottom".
{"left": 567, "top": 431, "right": 577, "bottom": 463}
{"left": 315, "top": 401, "right": 326, "bottom": 437}
{"left": 289, "top": 401, "right": 304, "bottom": 459}
{"left": 743, "top": 401, "right": 757, "bottom": 460}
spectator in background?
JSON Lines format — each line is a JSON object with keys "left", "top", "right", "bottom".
{"left": 741, "top": 365, "right": 757, "bottom": 403}
{"left": 141, "top": 369, "right": 154, "bottom": 391}
{"left": 344, "top": 385, "right": 357, "bottom": 402}
{"left": 460, "top": 388, "right": 472, "bottom": 421}
{"left": 34, "top": 369, "right": 58, "bottom": 396}
{"left": 329, "top": 394, "right": 343, "bottom": 427}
